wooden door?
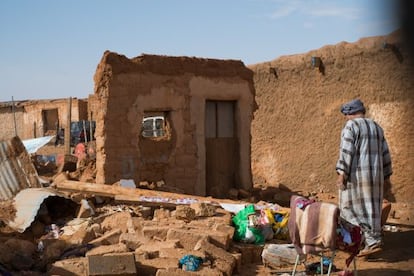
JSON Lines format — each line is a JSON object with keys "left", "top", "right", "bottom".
{"left": 205, "top": 101, "right": 239, "bottom": 198}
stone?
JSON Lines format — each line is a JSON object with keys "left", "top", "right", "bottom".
{"left": 167, "top": 227, "right": 230, "bottom": 250}
{"left": 86, "top": 243, "right": 129, "bottom": 256}
{"left": 88, "top": 253, "right": 136, "bottom": 276}
{"left": 190, "top": 202, "right": 216, "bottom": 217}
{"left": 141, "top": 226, "right": 171, "bottom": 240}
{"left": 48, "top": 257, "right": 87, "bottom": 276}
{"left": 194, "top": 238, "right": 236, "bottom": 276}
{"left": 175, "top": 205, "right": 196, "bottom": 222}
{"left": 101, "top": 211, "right": 132, "bottom": 233}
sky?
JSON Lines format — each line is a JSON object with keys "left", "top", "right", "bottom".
{"left": 0, "top": 0, "right": 401, "bottom": 102}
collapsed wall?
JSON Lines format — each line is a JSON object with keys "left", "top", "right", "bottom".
{"left": 250, "top": 30, "right": 414, "bottom": 203}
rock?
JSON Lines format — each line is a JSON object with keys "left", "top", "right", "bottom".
{"left": 174, "top": 205, "right": 196, "bottom": 222}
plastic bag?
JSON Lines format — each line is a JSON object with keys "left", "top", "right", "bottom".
{"left": 178, "top": 254, "right": 204, "bottom": 271}
{"left": 232, "top": 204, "right": 264, "bottom": 244}
{"left": 272, "top": 210, "right": 289, "bottom": 240}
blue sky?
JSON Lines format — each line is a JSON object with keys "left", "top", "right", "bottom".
{"left": 0, "top": 0, "right": 400, "bottom": 101}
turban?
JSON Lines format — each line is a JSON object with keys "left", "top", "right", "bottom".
{"left": 340, "top": 99, "right": 366, "bottom": 115}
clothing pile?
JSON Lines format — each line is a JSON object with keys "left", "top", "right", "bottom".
{"left": 232, "top": 204, "right": 290, "bottom": 244}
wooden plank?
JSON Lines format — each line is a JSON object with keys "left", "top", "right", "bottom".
{"left": 114, "top": 194, "right": 178, "bottom": 208}
{"left": 55, "top": 180, "right": 291, "bottom": 215}
{"left": 55, "top": 180, "right": 249, "bottom": 206}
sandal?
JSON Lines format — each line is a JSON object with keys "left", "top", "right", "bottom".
{"left": 357, "top": 242, "right": 382, "bottom": 257}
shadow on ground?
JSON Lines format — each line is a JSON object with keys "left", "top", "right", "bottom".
{"left": 355, "top": 228, "right": 414, "bottom": 275}
{"left": 357, "top": 269, "right": 414, "bottom": 276}
{"left": 367, "top": 228, "right": 414, "bottom": 263}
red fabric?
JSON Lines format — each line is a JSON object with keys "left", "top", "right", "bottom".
{"left": 336, "top": 219, "right": 363, "bottom": 267}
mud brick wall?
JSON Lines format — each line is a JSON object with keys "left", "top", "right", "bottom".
{"left": 0, "top": 105, "right": 24, "bottom": 141}
{"left": 92, "top": 52, "right": 256, "bottom": 196}
{"left": 250, "top": 30, "right": 414, "bottom": 203}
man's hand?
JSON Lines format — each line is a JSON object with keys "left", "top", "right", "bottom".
{"left": 336, "top": 174, "right": 346, "bottom": 191}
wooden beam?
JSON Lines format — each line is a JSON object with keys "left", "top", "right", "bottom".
{"left": 55, "top": 180, "right": 251, "bottom": 206}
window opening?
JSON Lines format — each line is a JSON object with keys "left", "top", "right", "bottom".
{"left": 141, "top": 112, "right": 169, "bottom": 138}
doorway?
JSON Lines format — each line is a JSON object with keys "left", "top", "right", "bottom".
{"left": 205, "top": 100, "right": 239, "bottom": 198}
{"left": 41, "top": 109, "right": 59, "bottom": 137}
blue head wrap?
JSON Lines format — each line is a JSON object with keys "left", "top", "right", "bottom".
{"left": 340, "top": 99, "right": 366, "bottom": 115}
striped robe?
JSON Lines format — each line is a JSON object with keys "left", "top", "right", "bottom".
{"left": 336, "top": 118, "right": 392, "bottom": 246}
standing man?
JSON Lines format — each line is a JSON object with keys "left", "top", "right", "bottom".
{"left": 336, "top": 99, "right": 393, "bottom": 257}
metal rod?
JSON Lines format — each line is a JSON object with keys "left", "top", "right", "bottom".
{"left": 11, "top": 96, "right": 18, "bottom": 137}
{"left": 83, "top": 120, "right": 87, "bottom": 143}
{"left": 65, "top": 97, "right": 72, "bottom": 154}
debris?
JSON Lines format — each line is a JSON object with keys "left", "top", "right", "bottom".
{"left": 178, "top": 254, "right": 204, "bottom": 271}
{"left": 88, "top": 229, "right": 122, "bottom": 246}
{"left": 174, "top": 205, "right": 196, "bottom": 222}
{"left": 0, "top": 136, "right": 41, "bottom": 200}
{"left": 60, "top": 243, "right": 94, "bottom": 259}
{"left": 76, "top": 199, "right": 95, "bottom": 218}
{"left": 119, "top": 179, "right": 136, "bottom": 188}
{"left": 57, "top": 154, "right": 78, "bottom": 173}
{"left": 87, "top": 253, "right": 136, "bottom": 276}
{"left": 190, "top": 202, "right": 217, "bottom": 217}
{"left": 6, "top": 188, "right": 72, "bottom": 233}
{"left": 22, "top": 136, "right": 55, "bottom": 154}
{"left": 261, "top": 244, "right": 305, "bottom": 268}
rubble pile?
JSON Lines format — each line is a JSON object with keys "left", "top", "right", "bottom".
{"left": 0, "top": 137, "right": 295, "bottom": 275}
{"left": 0, "top": 182, "right": 291, "bottom": 275}
{"left": 1, "top": 137, "right": 411, "bottom": 275}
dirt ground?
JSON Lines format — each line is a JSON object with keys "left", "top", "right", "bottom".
{"left": 232, "top": 192, "right": 414, "bottom": 275}
{"left": 237, "top": 219, "right": 414, "bottom": 276}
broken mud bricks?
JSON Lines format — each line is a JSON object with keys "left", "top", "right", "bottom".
{"left": 88, "top": 253, "right": 137, "bottom": 275}
{"left": 0, "top": 177, "right": 277, "bottom": 275}
{"left": 48, "top": 257, "right": 87, "bottom": 275}
{"left": 194, "top": 238, "right": 236, "bottom": 275}
{"left": 167, "top": 227, "right": 231, "bottom": 250}
{"left": 190, "top": 202, "right": 217, "bottom": 217}
{"left": 175, "top": 205, "right": 196, "bottom": 221}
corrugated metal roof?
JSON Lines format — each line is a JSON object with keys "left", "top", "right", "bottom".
{"left": 0, "top": 137, "right": 41, "bottom": 200}
{"left": 7, "top": 188, "right": 69, "bottom": 233}
{"left": 22, "top": 135, "right": 54, "bottom": 154}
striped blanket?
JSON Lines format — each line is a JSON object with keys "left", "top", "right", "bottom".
{"left": 288, "top": 195, "right": 339, "bottom": 254}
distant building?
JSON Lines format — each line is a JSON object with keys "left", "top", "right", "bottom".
{"left": 0, "top": 98, "right": 88, "bottom": 141}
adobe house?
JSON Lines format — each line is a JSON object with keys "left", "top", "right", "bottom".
{"left": 0, "top": 98, "right": 88, "bottom": 141}
{"left": 90, "top": 52, "right": 257, "bottom": 198}
{"left": 250, "top": 30, "right": 414, "bottom": 203}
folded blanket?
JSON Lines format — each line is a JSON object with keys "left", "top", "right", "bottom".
{"left": 288, "top": 195, "right": 339, "bottom": 254}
